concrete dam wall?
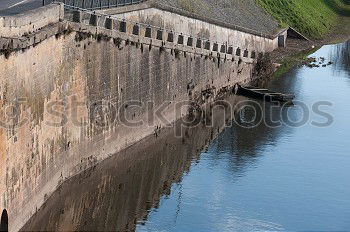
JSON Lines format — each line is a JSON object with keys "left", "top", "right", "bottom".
{"left": 108, "top": 7, "right": 280, "bottom": 53}
{"left": 0, "top": 3, "right": 283, "bottom": 231}
{"left": 100, "top": 1, "right": 287, "bottom": 52}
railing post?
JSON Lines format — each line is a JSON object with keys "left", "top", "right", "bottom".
{"left": 73, "top": 10, "right": 82, "bottom": 23}
{"left": 145, "top": 26, "right": 152, "bottom": 38}
{"left": 177, "top": 34, "right": 184, "bottom": 44}
{"left": 187, "top": 37, "right": 193, "bottom": 47}
{"left": 42, "top": 0, "right": 45, "bottom": 6}
{"left": 132, "top": 24, "right": 140, "bottom": 35}
{"left": 105, "top": 17, "right": 113, "bottom": 29}
{"left": 227, "top": 46, "right": 233, "bottom": 54}
{"left": 119, "top": 20, "right": 127, "bottom": 32}
{"left": 167, "top": 31, "right": 174, "bottom": 42}
{"left": 82, "top": 0, "right": 85, "bottom": 8}
{"left": 89, "top": 13, "right": 99, "bottom": 26}
{"left": 156, "top": 29, "right": 163, "bottom": 40}
{"left": 204, "top": 41, "right": 210, "bottom": 50}
{"left": 196, "top": 38, "right": 202, "bottom": 48}
{"left": 100, "top": 0, "right": 102, "bottom": 9}
{"left": 108, "top": 0, "right": 110, "bottom": 8}
{"left": 220, "top": 44, "right": 225, "bottom": 53}
{"left": 213, "top": 43, "right": 218, "bottom": 52}
{"left": 91, "top": 0, "right": 94, "bottom": 9}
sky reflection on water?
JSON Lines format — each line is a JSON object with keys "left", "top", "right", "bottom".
{"left": 137, "top": 41, "right": 350, "bottom": 232}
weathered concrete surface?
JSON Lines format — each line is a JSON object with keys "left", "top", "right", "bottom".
{"left": 0, "top": 3, "right": 64, "bottom": 37}
{"left": 112, "top": 7, "right": 283, "bottom": 53}
{"left": 0, "top": 21, "right": 257, "bottom": 231}
{"left": 101, "top": 0, "right": 281, "bottom": 36}
{"left": 100, "top": 1, "right": 288, "bottom": 39}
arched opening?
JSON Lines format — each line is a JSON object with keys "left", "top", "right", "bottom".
{"left": 0, "top": 209, "right": 8, "bottom": 232}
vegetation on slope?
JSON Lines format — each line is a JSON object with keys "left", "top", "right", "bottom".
{"left": 156, "top": 0, "right": 280, "bottom": 34}
{"left": 256, "top": 0, "right": 350, "bottom": 38}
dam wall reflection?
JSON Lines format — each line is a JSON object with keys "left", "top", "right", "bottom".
{"left": 22, "top": 94, "right": 248, "bottom": 231}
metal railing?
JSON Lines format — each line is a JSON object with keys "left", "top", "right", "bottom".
{"left": 43, "top": 0, "right": 145, "bottom": 10}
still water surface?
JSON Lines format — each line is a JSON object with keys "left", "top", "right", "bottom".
{"left": 136, "top": 41, "right": 350, "bottom": 231}
{"left": 23, "top": 41, "right": 350, "bottom": 231}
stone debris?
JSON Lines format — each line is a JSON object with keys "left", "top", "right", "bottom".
{"left": 302, "top": 56, "right": 333, "bottom": 68}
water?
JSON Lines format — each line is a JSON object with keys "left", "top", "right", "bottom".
{"left": 23, "top": 41, "right": 350, "bottom": 231}
{"left": 136, "top": 41, "right": 350, "bottom": 231}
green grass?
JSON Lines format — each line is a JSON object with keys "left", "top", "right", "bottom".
{"left": 256, "top": 0, "right": 350, "bottom": 38}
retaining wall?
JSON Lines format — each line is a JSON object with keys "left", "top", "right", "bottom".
{"left": 0, "top": 19, "right": 258, "bottom": 231}
{"left": 0, "top": 3, "right": 280, "bottom": 231}
{"left": 111, "top": 7, "right": 281, "bottom": 53}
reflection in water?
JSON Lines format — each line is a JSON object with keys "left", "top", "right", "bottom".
{"left": 135, "top": 40, "right": 350, "bottom": 231}
{"left": 331, "top": 40, "right": 350, "bottom": 72}
{"left": 22, "top": 95, "right": 241, "bottom": 231}
{"left": 22, "top": 122, "right": 201, "bottom": 231}
{"left": 23, "top": 41, "right": 350, "bottom": 231}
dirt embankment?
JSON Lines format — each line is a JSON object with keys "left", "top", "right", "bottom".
{"left": 269, "top": 15, "right": 350, "bottom": 77}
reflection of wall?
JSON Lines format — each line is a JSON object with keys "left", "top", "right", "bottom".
{"left": 332, "top": 40, "right": 350, "bottom": 74}
{"left": 210, "top": 93, "right": 294, "bottom": 179}
{"left": 21, "top": 94, "right": 240, "bottom": 231}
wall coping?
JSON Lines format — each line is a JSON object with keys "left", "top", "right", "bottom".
{"left": 0, "top": 3, "right": 64, "bottom": 38}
